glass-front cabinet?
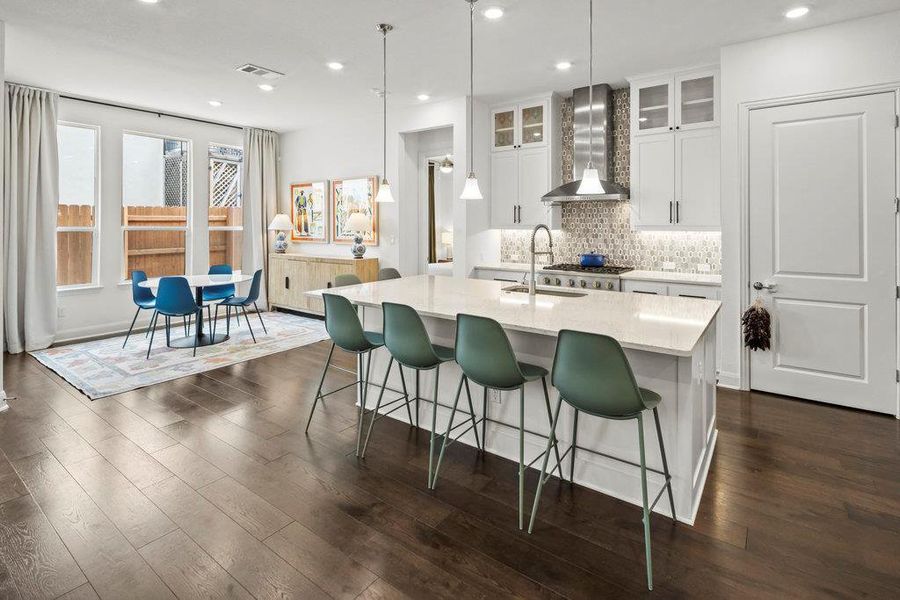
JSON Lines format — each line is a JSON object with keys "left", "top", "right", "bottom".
{"left": 491, "top": 100, "right": 549, "bottom": 151}
{"left": 631, "top": 68, "right": 718, "bottom": 135}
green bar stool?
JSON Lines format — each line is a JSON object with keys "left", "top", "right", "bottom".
{"left": 528, "top": 329, "right": 676, "bottom": 591}
{"left": 359, "top": 302, "right": 456, "bottom": 488}
{"left": 433, "top": 313, "right": 563, "bottom": 530}
{"left": 305, "top": 293, "right": 386, "bottom": 457}
{"left": 333, "top": 274, "right": 362, "bottom": 287}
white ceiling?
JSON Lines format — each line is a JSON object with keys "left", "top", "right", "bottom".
{"left": 4, "top": 0, "right": 900, "bottom": 132}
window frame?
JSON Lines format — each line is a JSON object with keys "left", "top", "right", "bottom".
{"left": 56, "top": 121, "right": 101, "bottom": 291}
{"left": 207, "top": 142, "right": 244, "bottom": 273}
{"left": 120, "top": 130, "right": 193, "bottom": 282}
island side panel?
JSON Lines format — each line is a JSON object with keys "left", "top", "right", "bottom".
{"left": 355, "top": 305, "right": 717, "bottom": 525}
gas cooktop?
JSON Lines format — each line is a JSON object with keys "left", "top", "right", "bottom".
{"left": 543, "top": 264, "right": 634, "bottom": 275}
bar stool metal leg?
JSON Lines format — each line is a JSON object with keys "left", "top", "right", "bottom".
{"left": 356, "top": 351, "right": 373, "bottom": 457}
{"left": 398, "top": 366, "right": 413, "bottom": 424}
{"left": 528, "top": 395, "right": 564, "bottom": 533}
{"left": 518, "top": 385, "right": 526, "bottom": 530}
{"left": 481, "top": 387, "right": 488, "bottom": 451}
{"left": 427, "top": 366, "right": 440, "bottom": 488}
{"left": 541, "top": 377, "right": 564, "bottom": 481}
{"left": 305, "top": 343, "right": 335, "bottom": 434}
{"left": 431, "top": 373, "right": 465, "bottom": 490}
{"left": 637, "top": 413, "right": 654, "bottom": 591}
{"left": 570, "top": 408, "right": 579, "bottom": 484}
{"left": 653, "top": 407, "right": 676, "bottom": 520}
{"left": 415, "top": 370, "right": 421, "bottom": 429}
{"left": 361, "top": 357, "right": 395, "bottom": 458}
{"left": 462, "top": 378, "right": 482, "bottom": 452}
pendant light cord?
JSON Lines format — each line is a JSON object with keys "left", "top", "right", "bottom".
{"left": 587, "top": 0, "right": 593, "bottom": 169}
{"left": 468, "top": 0, "right": 475, "bottom": 176}
{"left": 382, "top": 27, "right": 388, "bottom": 180}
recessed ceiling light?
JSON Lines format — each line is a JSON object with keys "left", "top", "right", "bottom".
{"left": 208, "top": 100, "right": 222, "bottom": 107}
{"left": 139, "top": 0, "right": 159, "bottom": 4}
{"left": 784, "top": 6, "right": 809, "bottom": 19}
{"left": 258, "top": 83, "right": 275, "bottom": 92}
{"left": 327, "top": 62, "right": 344, "bottom": 71}
{"left": 417, "top": 94, "right": 430, "bottom": 101}
{"left": 555, "top": 61, "right": 572, "bottom": 71}
{"left": 483, "top": 7, "right": 504, "bottom": 19}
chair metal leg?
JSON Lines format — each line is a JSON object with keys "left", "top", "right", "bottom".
{"left": 570, "top": 408, "right": 579, "bottom": 485}
{"left": 361, "top": 356, "right": 394, "bottom": 458}
{"left": 226, "top": 306, "right": 231, "bottom": 336}
{"left": 462, "top": 377, "right": 481, "bottom": 451}
{"left": 183, "top": 316, "right": 189, "bottom": 337}
{"left": 242, "top": 306, "right": 257, "bottom": 343}
{"left": 653, "top": 407, "right": 676, "bottom": 521}
{"left": 146, "top": 312, "right": 159, "bottom": 359}
{"left": 145, "top": 310, "right": 156, "bottom": 338}
{"left": 518, "top": 385, "right": 526, "bottom": 530}
{"left": 427, "top": 365, "right": 440, "bottom": 488}
{"left": 431, "top": 373, "right": 465, "bottom": 490}
{"left": 254, "top": 302, "right": 267, "bottom": 334}
{"left": 305, "top": 342, "right": 335, "bottom": 433}
{"left": 123, "top": 307, "right": 141, "bottom": 348}
{"left": 212, "top": 304, "right": 219, "bottom": 339}
{"left": 415, "top": 370, "right": 420, "bottom": 429}
{"left": 165, "top": 316, "right": 171, "bottom": 346}
{"left": 638, "top": 413, "right": 654, "bottom": 591}
{"left": 398, "top": 365, "right": 413, "bottom": 425}
{"left": 528, "top": 396, "right": 564, "bottom": 533}
{"left": 481, "top": 387, "right": 488, "bottom": 451}
{"left": 541, "top": 377, "right": 565, "bottom": 481}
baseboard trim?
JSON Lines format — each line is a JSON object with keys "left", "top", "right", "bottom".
{"left": 0, "top": 390, "right": 8, "bottom": 412}
{"left": 716, "top": 371, "right": 741, "bottom": 389}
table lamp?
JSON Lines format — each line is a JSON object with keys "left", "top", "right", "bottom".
{"left": 441, "top": 230, "right": 454, "bottom": 261}
{"left": 346, "top": 212, "right": 372, "bottom": 259}
{"left": 268, "top": 213, "right": 293, "bottom": 253}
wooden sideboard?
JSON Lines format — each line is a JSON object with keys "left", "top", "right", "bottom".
{"left": 268, "top": 254, "right": 379, "bottom": 314}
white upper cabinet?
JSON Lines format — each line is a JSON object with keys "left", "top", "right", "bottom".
{"left": 492, "top": 99, "right": 550, "bottom": 151}
{"left": 629, "top": 66, "right": 720, "bottom": 230}
{"left": 490, "top": 94, "right": 560, "bottom": 229}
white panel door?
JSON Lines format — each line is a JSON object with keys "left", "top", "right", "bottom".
{"left": 675, "top": 128, "right": 720, "bottom": 229}
{"left": 749, "top": 92, "right": 897, "bottom": 414}
{"left": 516, "top": 146, "right": 549, "bottom": 226}
{"left": 490, "top": 151, "right": 518, "bottom": 228}
{"left": 631, "top": 133, "right": 675, "bottom": 228}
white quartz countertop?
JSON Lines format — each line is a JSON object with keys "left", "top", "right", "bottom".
{"left": 308, "top": 275, "right": 720, "bottom": 357}
{"left": 473, "top": 263, "right": 721, "bottom": 286}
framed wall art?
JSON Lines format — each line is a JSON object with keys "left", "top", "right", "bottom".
{"left": 290, "top": 181, "right": 328, "bottom": 242}
{"left": 331, "top": 176, "right": 378, "bottom": 245}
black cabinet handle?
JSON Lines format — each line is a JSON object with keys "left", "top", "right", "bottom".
{"left": 634, "top": 290, "right": 658, "bottom": 295}
{"left": 285, "top": 276, "right": 290, "bottom": 289}
{"left": 679, "top": 294, "right": 705, "bottom": 299}
{"left": 675, "top": 126, "right": 680, "bottom": 130}
{"left": 676, "top": 200, "right": 680, "bottom": 223}
{"left": 669, "top": 201, "right": 673, "bottom": 223}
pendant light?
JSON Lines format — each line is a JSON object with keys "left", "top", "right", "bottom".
{"left": 576, "top": 0, "right": 605, "bottom": 195}
{"left": 460, "top": 0, "right": 483, "bottom": 200}
{"left": 375, "top": 23, "right": 395, "bottom": 203}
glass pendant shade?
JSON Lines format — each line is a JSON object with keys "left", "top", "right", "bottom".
{"left": 576, "top": 165, "right": 605, "bottom": 195}
{"left": 460, "top": 173, "right": 483, "bottom": 200}
{"left": 375, "top": 178, "right": 395, "bottom": 203}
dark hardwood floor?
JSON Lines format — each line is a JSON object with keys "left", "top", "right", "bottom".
{"left": 0, "top": 344, "right": 898, "bottom": 599}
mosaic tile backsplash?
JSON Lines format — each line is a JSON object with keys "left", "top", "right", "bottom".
{"left": 500, "top": 89, "right": 722, "bottom": 274}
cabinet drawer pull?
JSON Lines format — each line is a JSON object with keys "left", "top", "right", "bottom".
{"left": 676, "top": 200, "right": 680, "bottom": 223}
{"left": 679, "top": 294, "right": 705, "bottom": 299}
{"left": 669, "top": 201, "right": 673, "bottom": 224}
{"left": 285, "top": 276, "right": 290, "bottom": 289}
{"left": 634, "top": 290, "right": 658, "bottom": 295}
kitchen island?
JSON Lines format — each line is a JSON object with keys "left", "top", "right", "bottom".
{"left": 308, "top": 275, "right": 720, "bottom": 524}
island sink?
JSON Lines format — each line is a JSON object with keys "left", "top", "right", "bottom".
{"left": 502, "top": 284, "right": 587, "bottom": 298}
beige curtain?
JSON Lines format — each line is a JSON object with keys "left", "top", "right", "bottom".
{"left": 3, "top": 84, "right": 59, "bottom": 353}
{"left": 241, "top": 128, "right": 279, "bottom": 307}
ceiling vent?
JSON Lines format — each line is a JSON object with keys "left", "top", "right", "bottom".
{"left": 234, "top": 64, "right": 285, "bottom": 80}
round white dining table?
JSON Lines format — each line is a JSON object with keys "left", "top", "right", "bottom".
{"left": 139, "top": 273, "right": 252, "bottom": 348}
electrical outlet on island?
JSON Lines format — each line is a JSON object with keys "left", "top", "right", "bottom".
{"left": 489, "top": 389, "right": 501, "bottom": 403}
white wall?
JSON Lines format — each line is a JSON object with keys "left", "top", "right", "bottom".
{"left": 719, "top": 10, "right": 900, "bottom": 387}
{"left": 411, "top": 126, "right": 453, "bottom": 273}
{"left": 279, "top": 96, "right": 498, "bottom": 276}
{"left": 0, "top": 20, "right": 6, "bottom": 407}
{"left": 56, "top": 99, "right": 242, "bottom": 342}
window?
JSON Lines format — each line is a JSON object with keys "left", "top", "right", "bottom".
{"left": 208, "top": 144, "right": 243, "bottom": 272}
{"left": 57, "top": 123, "right": 99, "bottom": 287}
{"left": 122, "top": 133, "right": 190, "bottom": 279}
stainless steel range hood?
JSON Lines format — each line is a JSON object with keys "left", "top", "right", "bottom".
{"left": 542, "top": 83, "right": 629, "bottom": 203}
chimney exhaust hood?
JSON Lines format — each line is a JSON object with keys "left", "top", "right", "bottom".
{"left": 542, "top": 83, "right": 629, "bottom": 203}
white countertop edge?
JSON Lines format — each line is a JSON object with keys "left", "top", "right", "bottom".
{"left": 473, "top": 264, "right": 721, "bottom": 286}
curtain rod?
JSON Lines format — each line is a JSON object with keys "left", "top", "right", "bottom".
{"left": 7, "top": 83, "right": 245, "bottom": 131}
{"left": 59, "top": 94, "right": 245, "bottom": 131}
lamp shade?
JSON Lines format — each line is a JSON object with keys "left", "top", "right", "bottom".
{"left": 346, "top": 212, "right": 372, "bottom": 234}
{"left": 440, "top": 230, "right": 454, "bottom": 245}
{"left": 460, "top": 174, "right": 483, "bottom": 200}
{"left": 375, "top": 180, "right": 395, "bottom": 203}
{"left": 576, "top": 167, "right": 605, "bottom": 195}
{"left": 268, "top": 213, "right": 293, "bottom": 231}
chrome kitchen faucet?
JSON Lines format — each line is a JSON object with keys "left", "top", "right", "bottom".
{"left": 529, "top": 224, "right": 554, "bottom": 295}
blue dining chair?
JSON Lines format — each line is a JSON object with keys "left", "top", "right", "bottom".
{"left": 123, "top": 271, "right": 156, "bottom": 348}
{"left": 203, "top": 264, "right": 235, "bottom": 333}
{"left": 147, "top": 277, "right": 202, "bottom": 359}
{"left": 214, "top": 269, "right": 266, "bottom": 343}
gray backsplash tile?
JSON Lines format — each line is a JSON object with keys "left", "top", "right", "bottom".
{"left": 499, "top": 89, "right": 721, "bottom": 274}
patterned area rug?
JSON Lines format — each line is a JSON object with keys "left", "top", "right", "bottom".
{"left": 30, "top": 312, "right": 328, "bottom": 399}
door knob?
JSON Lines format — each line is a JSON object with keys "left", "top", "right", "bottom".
{"left": 752, "top": 281, "right": 776, "bottom": 291}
